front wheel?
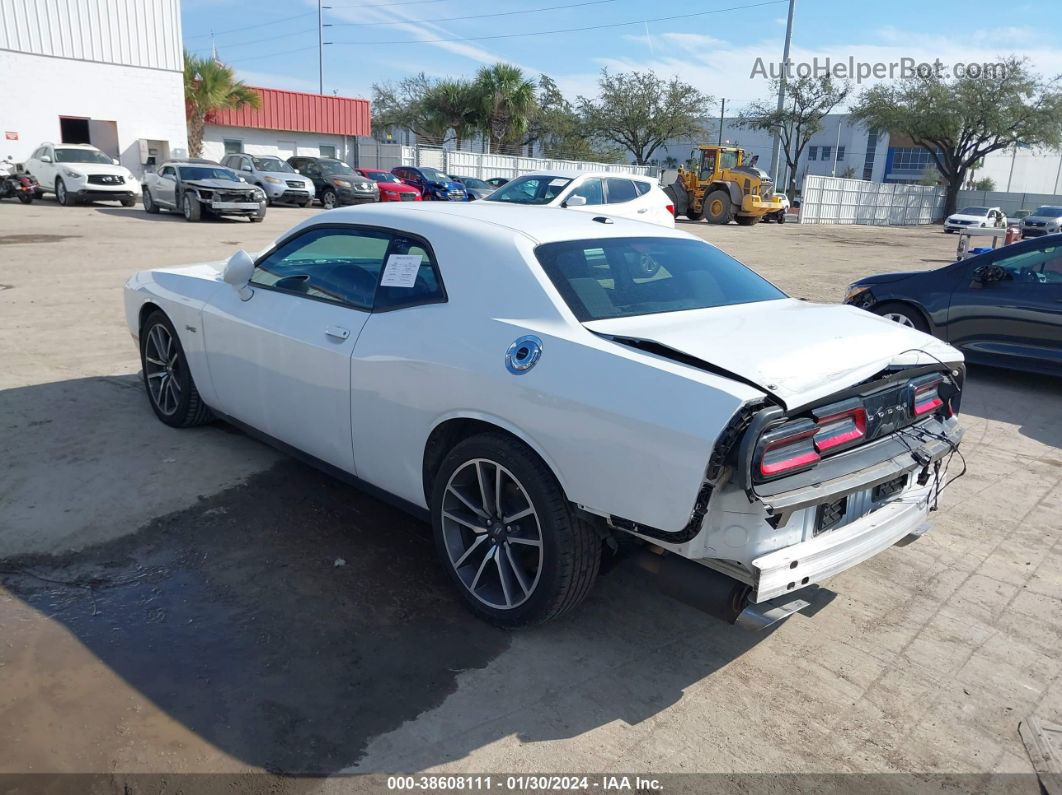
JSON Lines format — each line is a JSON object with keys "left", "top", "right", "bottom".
{"left": 873, "top": 302, "right": 930, "bottom": 334}
{"left": 120, "top": 196, "right": 136, "bottom": 207}
{"left": 139, "top": 311, "right": 214, "bottom": 428}
{"left": 320, "top": 189, "right": 337, "bottom": 209}
{"left": 431, "top": 433, "right": 600, "bottom": 627}
{"left": 182, "top": 193, "right": 202, "bottom": 222}
{"left": 56, "top": 178, "right": 74, "bottom": 206}
{"left": 143, "top": 189, "right": 160, "bottom": 214}
{"left": 17, "top": 191, "right": 32, "bottom": 204}
{"left": 704, "top": 190, "right": 733, "bottom": 224}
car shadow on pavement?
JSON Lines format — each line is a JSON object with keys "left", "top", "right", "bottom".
{"left": 960, "top": 365, "right": 1062, "bottom": 451}
{"left": 94, "top": 207, "right": 252, "bottom": 223}
{"left": 0, "top": 375, "right": 770, "bottom": 775}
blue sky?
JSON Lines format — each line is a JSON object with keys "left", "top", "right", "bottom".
{"left": 181, "top": 0, "right": 1062, "bottom": 108}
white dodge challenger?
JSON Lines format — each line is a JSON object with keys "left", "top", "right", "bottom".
{"left": 124, "top": 203, "right": 965, "bottom": 627}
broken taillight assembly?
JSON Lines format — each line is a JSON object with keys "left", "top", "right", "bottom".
{"left": 757, "top": 419, "right": 820, "bottom": 478}
{"left": 910, "top": 374, "right": 945, "bottom": 417}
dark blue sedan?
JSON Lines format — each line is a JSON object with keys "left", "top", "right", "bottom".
{"left": 845, "top": 235, "right": 1062, "bottom": 376}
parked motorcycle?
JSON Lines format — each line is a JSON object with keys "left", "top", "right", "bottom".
{"left": 0, "top": 157, "right": 37, "bottom": 203}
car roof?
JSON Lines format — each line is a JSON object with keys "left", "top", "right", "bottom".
{"left": 51, "top": 143, "right": 101, "bottom": 149}
{"left": 162, "top": 159, "right": 221, "bottom": 165}
{"left": 511, "top": 171, "right": 655, "bottom": 182}
{"left": 295, "top": 201, "right": 691, "bottom": 246}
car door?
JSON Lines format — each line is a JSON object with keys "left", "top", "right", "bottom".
{"left": 602, "top": 177, "right": 643, "bottom": 221}
{"left": 946, "top": 241, "right": 1062, "bottom": 369}
{"left": 562, "top": 177, "right": 604, "bottom": 215}
{"left": 155, "top": 165, "right": 178, "bottom": 207}
{"left": 35, "top": 145, "right": 58, "bottom": 190}
{"left": 201, "top": 225, "right": 393, "bottom": 473}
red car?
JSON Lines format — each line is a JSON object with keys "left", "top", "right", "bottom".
{"left": 356, "top": 169, "right": 422, "bottom": 202}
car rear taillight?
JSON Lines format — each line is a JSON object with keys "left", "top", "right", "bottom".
{"left": 757, "top": 419, "right": 820, "bottom": 478}
{"left": 910, "top": 374, "right": 945, "bottom": 417}
{"left": 813, "top": 404, "right": 867, "bottom": 452}
{"left": 665, "top": 204, "right": 675, "bottom": 215}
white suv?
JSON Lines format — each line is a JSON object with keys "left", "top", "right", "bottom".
{"left": 483, "top": 172, "right": 675, "bottom": 227}
{"left": 23, "top": 143, "right": 140, "bottom": 207}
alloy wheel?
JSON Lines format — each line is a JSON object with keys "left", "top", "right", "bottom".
{"left": 143, "top": 323, "right": 182, "bottom": 415}
{"left": 883, "top": 312, "right": 916, "bottom": 328}
{"left": 56, "top": 181, "right": 66, "bottom": 205}
{"left": 440, "top": 458, "right": 543, "bottom": 610}
{"left": 323, "top": 191, "right": 336, "bottom": 209}
{"left": 183, "top": 196, "right": 193, "bottom": 219}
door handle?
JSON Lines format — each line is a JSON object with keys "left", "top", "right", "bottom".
{"left": 637, "top": 208, "right": 648, "bottom": 213}
{"left": 325, "top": 326, "right": 350, "bottom": 340}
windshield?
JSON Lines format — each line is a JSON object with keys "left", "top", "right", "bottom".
{"left": 536, "top": 237, "right": 786, "bottom": 321}
{"left": 457, "top": 177, "right": 489, "bottom": 189}
{"left": 417, "top": 167, "right": 450, "bottom": 183}
{"left": 1032, "top": 206, "right": 1062, "bottom": 217}
{"left": 319, "top": 159, "right": 355, "bottom": 176}
{"left": 366, "top": 171, "right": 401, "bottom": 184}
{"left": 956, "top": 207, "right": 990, "bottom": 216}
{"left": 54, "top": 148, "right": 113, "bottom": 165}
{"left": 252, "top": 157, "right": 295, "bottom": 173}
{"left": 486, "top": 175, "right": 572, "bottom": 205}
{"left": 178, "top": 166, "right": 240, "bottom": 182}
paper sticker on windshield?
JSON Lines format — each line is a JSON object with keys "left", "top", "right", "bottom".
{"left": 380, "top": 254, "right": 422, "bottom": 288}
{"left": 549, "top": 178, "right": 569, "bottom": 187}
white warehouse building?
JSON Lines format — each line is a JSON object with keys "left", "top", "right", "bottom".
{"left": 0, "top": 0, "right": 188, "bottom": 176}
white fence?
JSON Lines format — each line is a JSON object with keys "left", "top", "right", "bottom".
{"left": 800, "top": 175, "right": 945, "bottom": 225}
{"left": 400, "top": 146, "right": 651, "bottom": 180}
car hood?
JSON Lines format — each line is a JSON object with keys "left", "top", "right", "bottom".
{"left": 59, "top": 162, "right": 134, "bottom": 179}
{"left": 1022, "top": 215, "right": 1062, "bottom": 223}
{"left": 467, "top": 188, "right": 492, "bottom": 199}
{"left": 584, "top": 298, "right": 962, "bottom": 410}
{"left": 853, "top": 270, "right": 924, "bottom": 286}
{"left": 261, "top": 171, "right": 308, "bottom": 182}
{"left": 379, "top": 182, "right": 419, "bottom": 193}
{"left": 947, "top": 213, "right": 990, "bottom": 223}
{"left": 184, "top": 179, "right": 258, "bottom": 191}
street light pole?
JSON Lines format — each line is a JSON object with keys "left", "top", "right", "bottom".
{"left": 318, "top": 0, "right": 324, "bottom": 95}
{"left": 769, "top": 0, "right": 796, "bottom": 191}
{"left": 718, "top": 98, "right": 726, "bottom": 146}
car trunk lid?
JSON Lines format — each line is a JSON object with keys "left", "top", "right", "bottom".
{"left": 584, "top": 298, "right": 961, "bottom": 410}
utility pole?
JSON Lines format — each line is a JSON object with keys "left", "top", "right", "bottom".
{"left": 318, "top": 1, "right": 332, "bottom": 94}
{"left": 831, "top": 116, "right": 842, "bottom": 177}
{"left": 769, "top": 0, "right": 796, "bottom": 191}
{"left": 718, "top": 99, "right": 726, "bottom": 146}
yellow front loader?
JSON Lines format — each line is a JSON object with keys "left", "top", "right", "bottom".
{"left": 664, "top": 145, "right": 784, "bottom": 225}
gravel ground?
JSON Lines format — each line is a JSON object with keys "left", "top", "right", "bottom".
{"left": 0, "top": 199, "right": 1059, "bottom": 787}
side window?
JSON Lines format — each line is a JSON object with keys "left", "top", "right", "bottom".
{"left": 605, "top": 178, "right": 639, "bottom": 204}
{"left": 569, "top": 178, "right": 603, "bottom": 205}
{"left": 994, "top": 244, "right": 1061, "bottom": 285}
{"left": 160, "top": 166, "right": 175, "bottom": 178}
{"left": 304, "top": 162, "right": 322, "bottom": 178}
{"left": 373, "top": 237, "right": 446, "bottom": 310}
{"left": 251, "top": 227, "right": 392, "bottom": 309}
{"left": 633, "top": 180, "right": 652, "bottom": 196}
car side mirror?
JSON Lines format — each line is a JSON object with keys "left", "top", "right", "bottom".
{"left": 222, "top": 249, "right": 255, "bottom": 300}
{"left": 112, "top": 158, "right": 120, "bottom": 165}
{"left": 40, "top": 155, "right": 52, "bottom": 163}
{"left": 973, "top": 264, "right": 1006, "bottom": 285}
{"left": 565, "top": 195, "right": 588, "bottom": 207}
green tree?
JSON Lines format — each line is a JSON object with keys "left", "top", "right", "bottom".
{"left": 972, "top": 176, "right": 996, "bottom": 192}
{"left": 183, "top": 52, "right": 260, "bottom": 158}
{"left": 851, "top": 57, "right": 1062, "bottom": 215}
{"left": 370, "top": 73, "right": 449, "bottom": 146}
{"left": 474, "top": 64, "right": 537, "bottom": 154}
{"left": 423, "top": 79, "right": 481, "bottom": 150}
{"left": 526, "top": 75, "right": 622, "bottom": 162}
{"left": 578, "top": 69, "right": 709, "bottom": 165}
{"left": 918, "top": 168, "right": 941, "bottom": 186}
{"left": 738, "top": 74, "right": 851, "bottom": 196}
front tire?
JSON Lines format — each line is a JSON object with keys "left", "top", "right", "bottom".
{"left": 139, "top": 311, "right": 213, "bottom": 428}
{"left": 873, "top": 301, "right": 930, "bottom": 334}
{"left": 704, "top": 190, "right": 733, "bottom": 224}
{"left": 120, "top": 196, "right": 136, "bottom": 207}
{"left": 56, "top": 178, "right": 74, "bottom": 206}
{"left": 320, "top": 188, "right": 337, "bottom": 209}
{"left": 143, "top": 189, "right": 160, "bottom": 214}
{"left": 182, "top": 192, "right": 202, "bottom": 222}
{"left": 431, "top": 433, "right": 600, "bottom": 627}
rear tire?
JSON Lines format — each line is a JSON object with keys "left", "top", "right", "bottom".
{"left": 17, "top": 192, "right": 32, "bottom": 204}
{"left": 431, "top": 433, "right": 600, "bottom": 627}
{"left": 735, "top": 214, "right": 760, "bottom": 226}
{"left": 873, "top": 301, "right": 930, "bottom": 334}
{"left": 704, "top": 190, "right": 733, "bottom": 224}
{"left": 685, "top": 205, "right": 703, "bottom": 221}
{"left": 777, "top": 213, "right": 786, "bottom": 224}
{"left": 139, "top": 310, "right": 214, "bottom": 428}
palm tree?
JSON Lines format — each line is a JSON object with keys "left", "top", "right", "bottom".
{"left": 474, "top": 64, "right": 536, "bottom": 154}
{"left": 424, "top": 79, "right": 481, "bottom": 151}
{"left": 183, "top": 52, "right": 261, "bottom": 158}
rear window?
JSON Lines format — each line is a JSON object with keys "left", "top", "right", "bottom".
{"left": 535, "top": 237, "right": 786, "bottom": 321}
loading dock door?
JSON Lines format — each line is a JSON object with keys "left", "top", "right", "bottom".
{"left": 88, "top": 120, "right": 119, "bottom": 159}
{"left": 59, "top": 117, "right": 90, "bottom": 144}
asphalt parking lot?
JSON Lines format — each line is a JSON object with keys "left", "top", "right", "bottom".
{"left": 1, "top": 199, "right": 1060, "bottom": 786}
